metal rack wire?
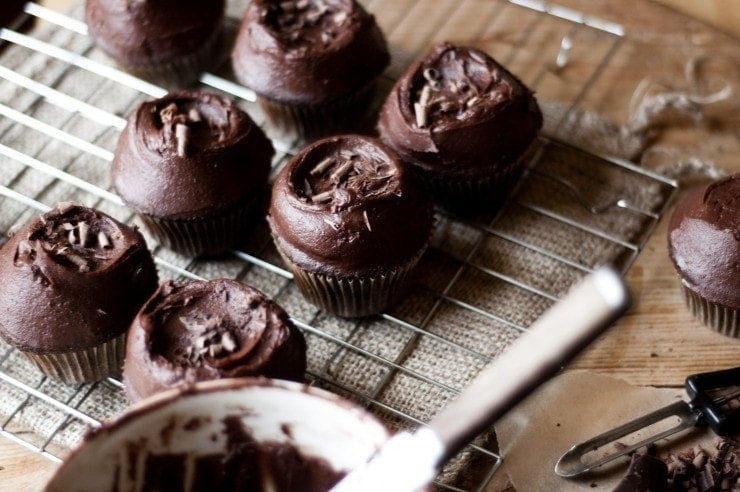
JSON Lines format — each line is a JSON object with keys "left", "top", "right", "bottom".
{"left": 0, "top": 1, "right": 678, "bottom": 490}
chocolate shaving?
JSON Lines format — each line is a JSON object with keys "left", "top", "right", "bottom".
{"left": 66, "top": 253, "right": 89, "bottom": 272}
{"left": 209, "top": 343, "right": 223, "bottom": 358}
{"left": 664, "top": 438, "right": 739, "bottom": 491}
{"left": 176, "top": 315, "right": 240, "bottom": 366}
{"left": 272, "top": 0, "right": 340, "bottom": 42}
{"left": 329, "top": 160, "right": 354, "bottom": 183}
{"left": 221, "top": 332, "right": 237, "bottom": 352}
{"left": 159, "top": 103, "right": 179, "bottom": 126}
{"left": 98, "top": 231, "right": 111, "bottom": 249}
{"left": 469, "top": 50, "right": 486, "bottom": 65}
{"left": 188, "top": 108, "right": 202, "bottom": 123}
{"left": 311, "top": 190, "right": 333, "bottom": 203}
{"left": 310, "top": 157, "right": 334, "bottom": 176}
{"left": 362, "top": 210, "right": 372, "bottom": 232}
{"left": 419, "top": 84, "right": 431, "bottom": 107}
{"left": 414, "top": 102, "right": 427, "bottom": 128}
{"left": 175, "top": 123, "right": 190, "bottom": 157}
{"left": 423, "top": 67, "right": 441, "bottom": 88}
{"left": 77, "top": 221, "right": 89, "bottom": 247}
{"left": 303, "top": 147, "right": 397, "bottom": 206}
{"left": 333, "top": 10, "right": 347, "bottom": 24}
{"left": 466, "top": 95, "right": 481, "bottom": 108}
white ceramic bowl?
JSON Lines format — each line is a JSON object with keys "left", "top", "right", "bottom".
{"left": 45, "top": 378, "right": 389, "bottom": 491}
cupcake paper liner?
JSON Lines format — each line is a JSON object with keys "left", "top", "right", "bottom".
{"left": 117, "top": 28, "right": 223, "bottom": 89}
{"left": 276, "top": 242, "right": 428, "bottom": 318}
{"left": 138, "top": 196, "right": 259, "bottom": 257}
{"left": 23, "top": 332, "right": 126, "bottom": 384}
{"left": 415, "top": 155, "right": 527, "bottom": 216}
{"left": 682, "top": 285, "right": 739, "bottom": 338}
{"left": 257, "top": 81, "right": 376, "bottom": 141}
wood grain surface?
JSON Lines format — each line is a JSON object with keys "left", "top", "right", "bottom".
{"left": 1, "top": 0, "right": 739, "bottom": 490}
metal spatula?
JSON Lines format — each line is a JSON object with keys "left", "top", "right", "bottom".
{"left": 331, "top": 264, "right": 631, "bottom": 492}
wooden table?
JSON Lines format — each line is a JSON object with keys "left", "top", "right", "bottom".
{"left": 1, "top": 0, "right": 738, "bottom": 489}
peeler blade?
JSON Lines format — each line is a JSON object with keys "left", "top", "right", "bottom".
{"left": 554, "top": 400, "right": 701, "bottom": 478}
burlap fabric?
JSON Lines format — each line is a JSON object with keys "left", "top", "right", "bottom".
{"left": 0, "top": 1, "right": 724, "bottom": 489}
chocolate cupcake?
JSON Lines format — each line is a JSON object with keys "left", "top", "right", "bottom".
{"left": 268, "top": 135, "right": 433, "bottom": 317}
{"left": 123, "top": 279, "right": 306, "bottom": 403}
{"left": 231, "top": 0, "right": 390, "bottom": 140}
{"left": 377, "top": 42, "right": 543, "bottom": 215}
{"left": 667, "top": 173, "right": 739, "bottom": 337}
{"left": 0, "top": 203, "right": 158, "bottom": 384}
{"left": 85, "top": 0, "right": 225, "bottom": 88}
{"left": 112, "top": 91, "right": 274, "bottom": 256}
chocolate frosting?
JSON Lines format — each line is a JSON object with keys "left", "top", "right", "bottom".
{"left": 377, "top": 42, "right": 543, "bottom": 177}
{"left": 268, "top": 135, "right": 433, "bottom": 277}
{"left": 0, "top": 203, "right": 158, "bottom": 352}
{"left": 668, "top": 174, "right": 740, "bottom": 308}
{"left": 123, "top": 279, "right": 307, "bottom": 402}
{"left": 112, "top": 91, "right": 274, "bottom": 220}
{"left": 84, "top": 0, "right": 225, "bottom": 66}
{"left": 231, "top": 0, "right": 389, "bottom": 104}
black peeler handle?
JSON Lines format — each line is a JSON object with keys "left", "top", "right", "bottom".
{"left": 686, "top": 366, "right": 740, "bottom": 436}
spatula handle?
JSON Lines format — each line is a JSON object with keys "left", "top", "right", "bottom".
{"left": 429, "top": 264, "right": 631, "bottom": 461}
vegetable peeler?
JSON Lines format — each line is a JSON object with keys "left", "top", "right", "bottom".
{"left": 555, "top": 366, "right": 740, "bottom": 478}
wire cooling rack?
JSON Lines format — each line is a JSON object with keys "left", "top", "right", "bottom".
{"left": 0, "top": 1, "right": 678, "bottom": 490}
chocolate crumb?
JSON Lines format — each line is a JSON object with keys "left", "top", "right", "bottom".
{"left": 616, "top": 438, "right": 740, "bottom": 491}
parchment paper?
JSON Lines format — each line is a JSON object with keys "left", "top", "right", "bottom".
{"left": 491, "top": 371, "right": 737, "bottom": 491}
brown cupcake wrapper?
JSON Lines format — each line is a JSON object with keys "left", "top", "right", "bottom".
{"left": 277, "top": 243, "right": 428, "bottom": 318}
{"left": 682, "top": 285, "right": 739, "bottom": 338}
{"left": 414, "top": 154, "right": 527, "bottom": 216}
{"left": 117, "top": 29, "right": 222, "bottom": 89}
{"left": 257, "top": 81, "right": 376, "bottom": 141}
{"left": 138, "top": 198, "right": 259, "bottom": 257}
{"left": 22, "top": 332, "right": 126, "bottom": 384}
